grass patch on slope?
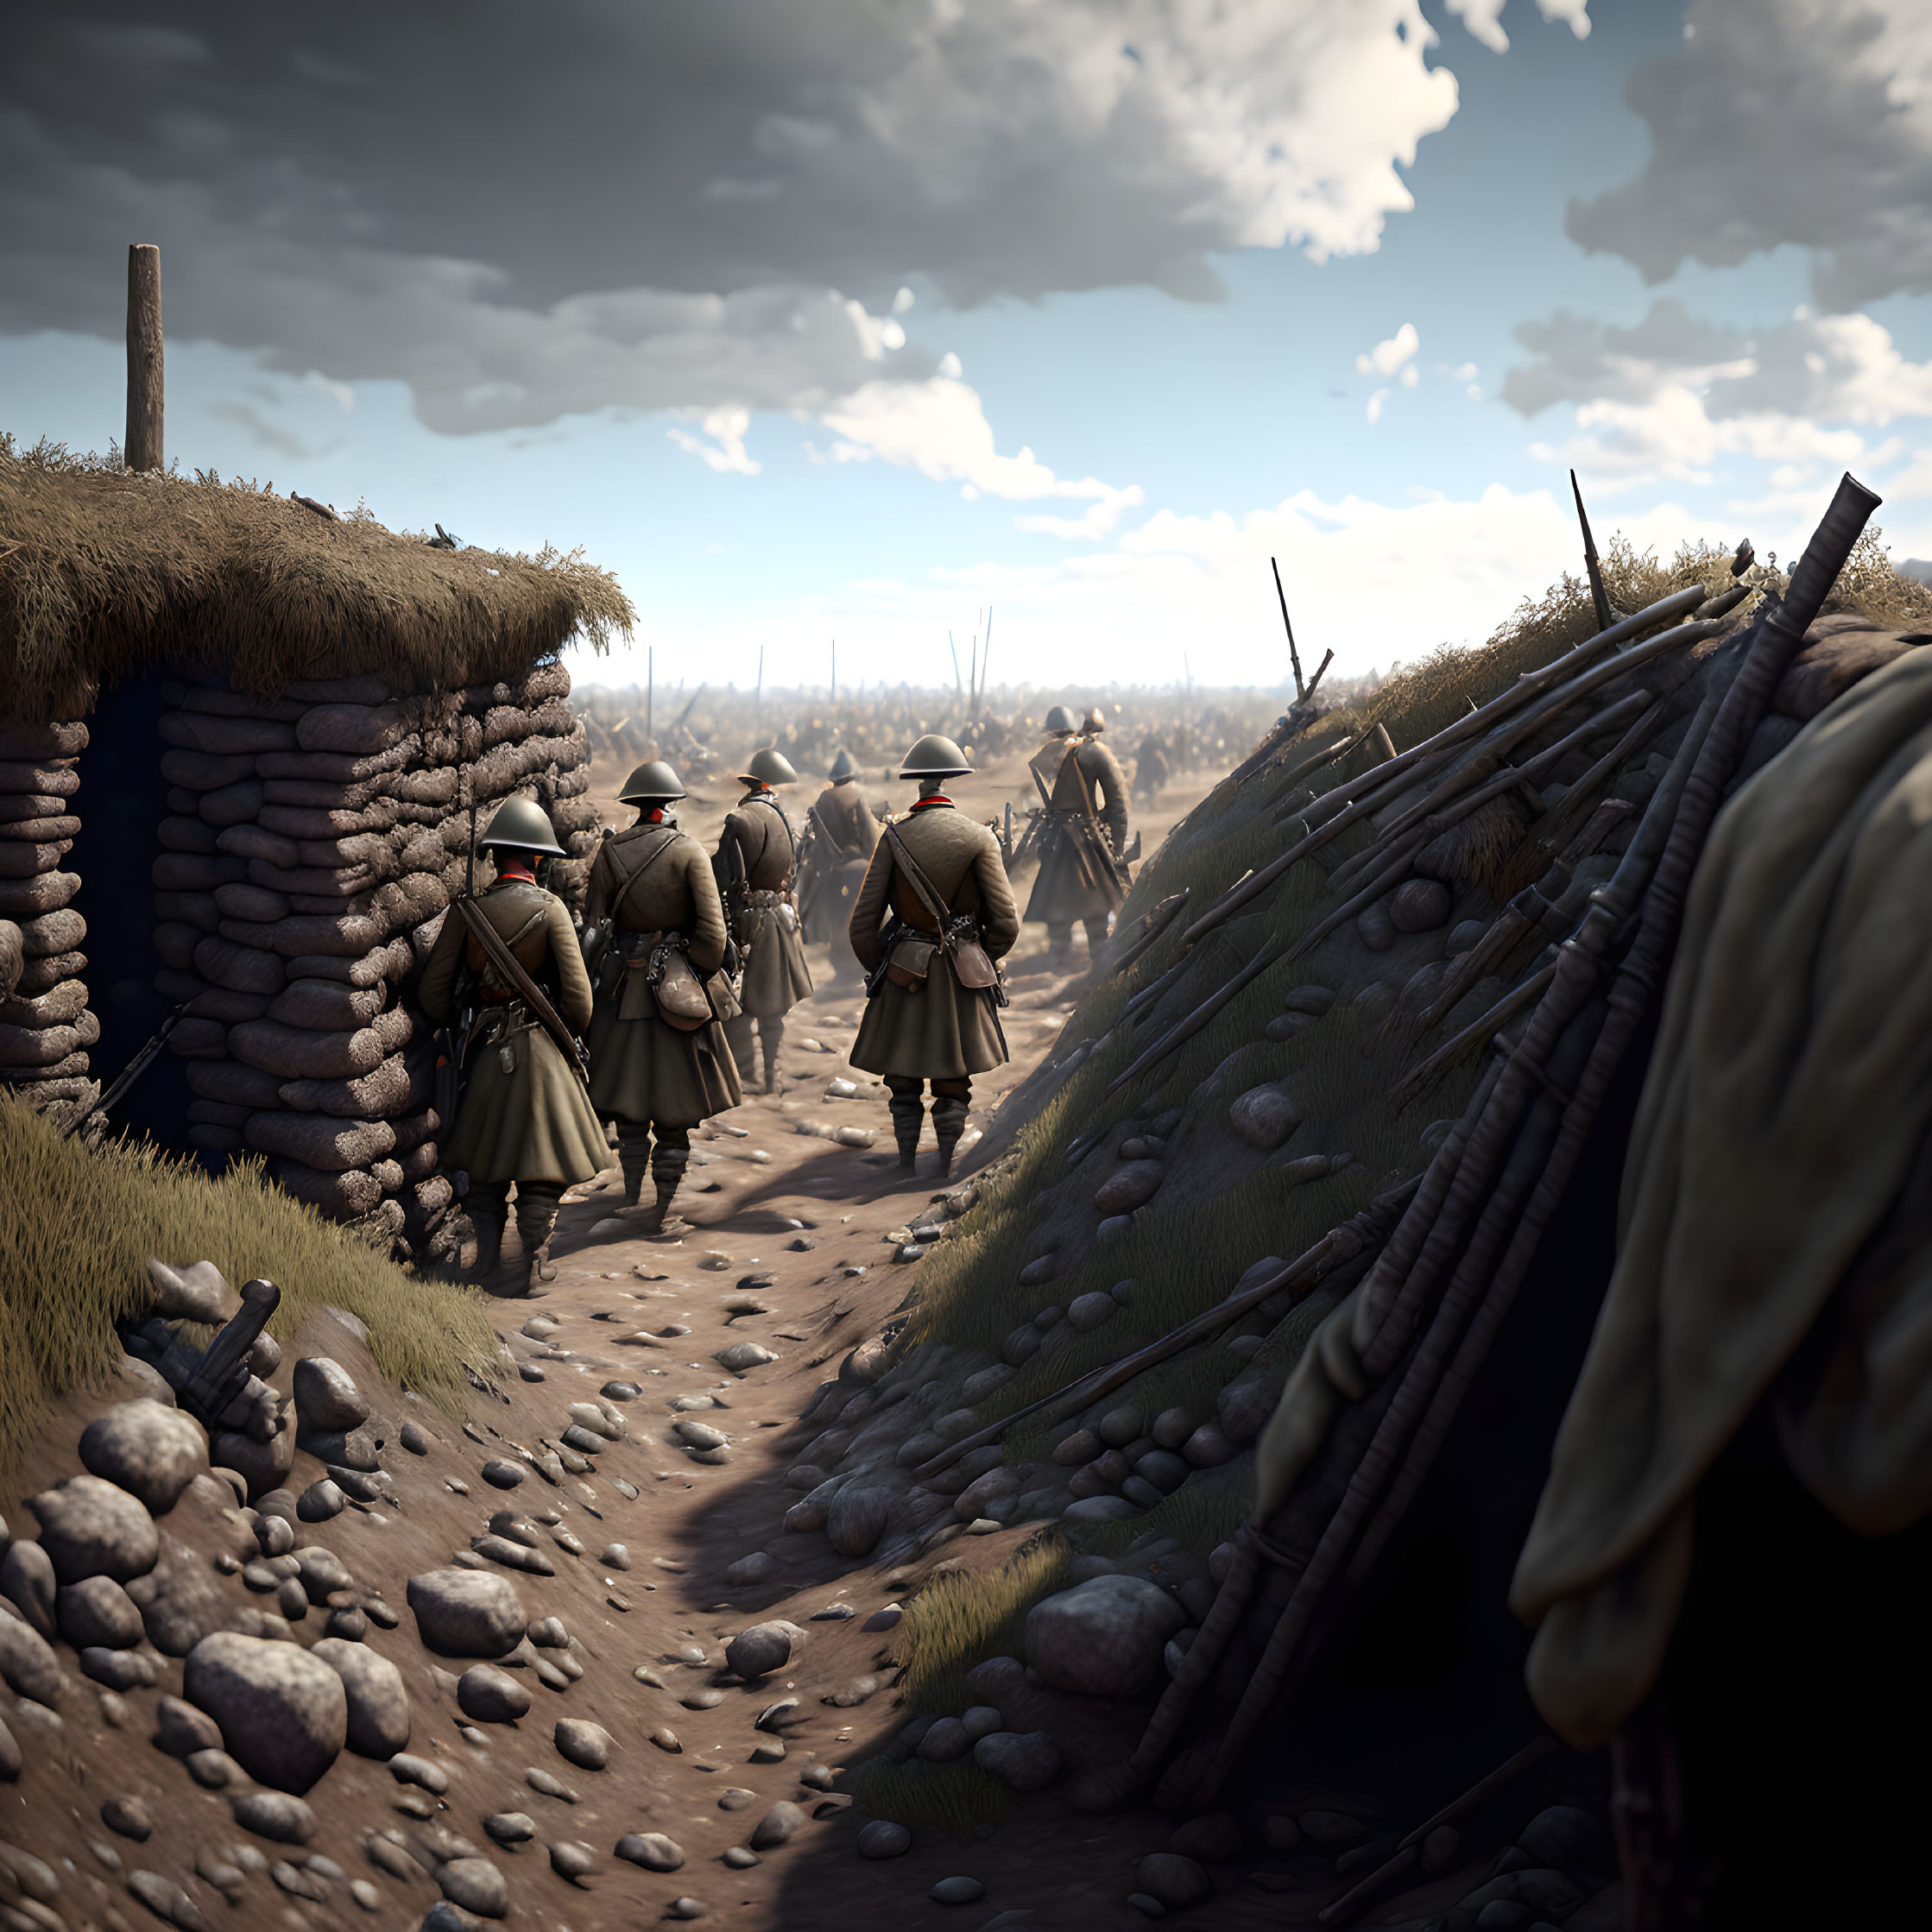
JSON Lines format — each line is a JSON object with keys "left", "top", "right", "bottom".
{"left": 0, "top": 1095, "right": 494, "bottom": 1481}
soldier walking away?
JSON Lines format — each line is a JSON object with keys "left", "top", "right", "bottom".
{"left": 1133, "top": 725, "right": 1171, "bottom": 808}
{"left": 418, "top": 798, "right": 609, "bottom": 1297}
{"left": 715, "top": 746, "right": 814, "bottom": 1092}
{"left": 796, "top": 748, "right": 881, "bottom": 989}
{"left": 1023, "top": 701, "right": 1132, "bottom": 969}
{"left": 584, "top": 761, "right": 743, "bottom": 1233}
{"left": 848, "top": 734, "right": 1019, "bottom": 1179}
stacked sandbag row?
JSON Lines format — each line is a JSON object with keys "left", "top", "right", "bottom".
{"left": 151, "top": 661, "right": 599, "bottom": 1256}
{"left": 0, "top": 718, "right": 97, "bottom": 1119}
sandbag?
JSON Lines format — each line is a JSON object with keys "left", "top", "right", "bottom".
{"left": 279, "top": 1052, "right": 410, "bottom": 1119}
{"left": 373, "top": 874, "right": 449, "bottom": 929}
{"left": 186, "top": 1100, "right": 251, "bottom": 1127}
{"left": 0, "top": 795, "right": 74, "bottom": 824}
{"left": 410, "top": 1174, "right": 454, "bottom": 1216}
{"left": 0, "top": 871, "right": 80, "bottom": 916}
{"left": 249, "top": 861, "right": 379, "bottom": 900}
{"left": 19, "top": 908, "right": 85, "bottom": 957}
{"left": 0, "top": 978, "right": 88, "bottom": 1027}
{"left": 230, "top": 1018, "right": 383, "bottom": 1080}
{"left": 193, "top": 935, "right": 287, "bottom": 995}
{"left": 185, "top": 1059, "right": 283, "bottom": 1108}
{"left": 272, "top": 1160, "right": 382, "bottom": 1218}
{"left": 186, "top": 988, "right": 271, "bottom": 1025}
{"left": 369, "top": 1005, "right": 414, "bottom": 1053}
{"left": 0, "top": 1018, "right": 95, "bottom": 1066}
{"left": 256, "top": 742, "right": 415, "bottom": 783}
{"left": 154, "top": 922, "right": 202, "bottom": 971}
{"left": 296, "top": 831, "right": 396, "bottom": 873}
{"left": 0, "top": 721, "right": 87, "bottom": 761}
{"left": 159, "top": 817, "right": 220, "bottom": 855}
{"left": 161, "top": 749, "right": 257, "bottom": 790}
{"left": 0, "top": 816, "right": 82, "bottom": 843}
{"left": 262, "top": 776, "right": 385, "bottom": 811}
{"left": 244, "top": 1111, "right": 396, "bottom": 1171}
{"left": 258, "top": 803, "right": 393, "bottom": 840}
{"left": 482, "top": 698, "right": 576, "bottom": 748}
{"left": 0, "top": 1051, "right": 91, "bottom": 1083}
{"left": 389, "top": 767, "right": 459, "bottom": 805}
{"left": 389, "top": 1107, "right": 439, "bottom": 1152}
{"left": 214, "top": 882, "right": 293, "bottom": 924}
{"left": 158, "top": 712, "right": 296, "bottom": 755}
{"left": 296, "top": 703, "right": 410, "bottom": 755}
{"left": 174, "top": 688, "right": 306, "bottom": 723}
{"left": 199, "top": 780, "right": 268, "bottom": 827}
{"left": 0, "top": 762, "right": 79, "bottom": 797}
{"left": 16, "top": 950, "right": 85, "bottom": 994}
{"left": 155, "top": 891, "right": 220, "bottom": 931}
{"left": 268, "top": 977, "right": 386, "bottom": 1030}
{"left": 395, "top": 1138, "right": 439, "bottom": 1183}
{"left": 217, "top": 824, "right": 301, "bottom": 868}
{"left": 0, "top": 841, "right": 71, "bottom": 878}
{"left": 553, "top": 765, "right": 591, "bottom": 800}
{"left": 285, "top": 674, "right": 391, "bottom": 705}
{"left": 369, "top": 1157, "right": 404, "bottom": 1191}
{"left": 0, "top": 919, "right": 21, "bottom": 1001}
{"left": 154, "top": 853, "right": 246, "bottom": 892}
{"left": 166, "top": 1018, "right": 230, "bottom": 1061}
{"left": 286, "top": 944, "right": 393, "bottom": 989}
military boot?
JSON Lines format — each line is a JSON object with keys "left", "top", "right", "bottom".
{"left": 931, "top": 1096, "right": 969, "bottom": 1178}
{"left": 510, "top": 1188, "right": 561, "bottom": 1296}
{"left": 469, "top": 1211, "right": 504, "bottom": 1279}
{"left": 888, "top": 1090, "right": 925, "bottom": 1174}
{"left": 617, "top": 1124, "right": 652, "bottom": 1206}
{"left": 635, "top": 1146, "right": 689, "bottom": 1236}
{"left": 761, "top": 1017, "right": 785, "bottom": 1094}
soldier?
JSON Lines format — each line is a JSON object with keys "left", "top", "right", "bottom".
{"left": 419, "top": 798, "right": 609, "bottom": 1297}
{"left": 1023, "top": 701, "right": 1132, "bottom": 968}
{"left": 713, "top": 747, "right": 814, "bottom": 1092}
{"left": 796, "top": 748, "right": 880, "bottom": 988}
{"left": 584, "top": 761, "right": 742, "bottom": 1233}
{"left": 849, "top": 734, "right": 1019, "bottom": 1178}
{"left": 1133, "top": 725, "right": 1171, "bottom": 807}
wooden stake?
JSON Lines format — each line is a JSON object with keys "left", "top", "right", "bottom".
{"left": 125, "top": 243, "right": 164, "bottom": 473}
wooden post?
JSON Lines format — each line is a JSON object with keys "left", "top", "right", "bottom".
{"left": 125, "top": 244, "right": 164, "bottom": 473}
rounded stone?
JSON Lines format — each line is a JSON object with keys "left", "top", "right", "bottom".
{"left": 480, "top": 1461, "right": 524, "bottom": 1491}
{"left": 56, "top": 1576, "right": 144, "bottom": 1651}
{"left": 917, "top": 1717, "right": 972, "bottom": 1763}
{"left": 295, "top": 1480, "right": 344, "bottom": 1524}
{"left": 1066, "top": 1293, "right": 1119, "bottom": 1334}
{"left": 407, "top": 1569, "right": 527, "bottom": 1658}
{"left": 292, "top": 1357, "right": 369, "bottom": 1433}
{"left": 856, "top": 1820, "right": 911, "bottom": 1860}
{"left": 439, "top": 1857, "right": 508, "bottom": 1919}
{"left": 154, "top": 1694, "right": 222, "bottom": 1757}
{"left": 1134, "top": 1449, "right": 1190, "bottom": 1494}
{"left": 1390, "top": 877, "right": 1453, "bottom": 933}
{"left": 554, "top": 1719, "right": 613, "bottom": 1770}
{"left": 931, "top": 1877, "right": 985, "bottom": 1904}
{"left": 458, "top": 1664, "right": 531, "bottom": 1724}
{"left": 1169, "top": 1812, "right": 1243, "bottom": 1864}
{"left": 230, "top": 1790, "right": 318, "bottom": 1844}
{"left": 599, "top": 1543, "right": 631, "bottom": 1571}
{"left": 972, "top": 1730, "right": 1062, "bottom": 1791}
{"left": 0, "top": 1603, "right": 66, "bottom": 1707}
{"left": 748, "top": 1802, "right": 805, "bottom": 1850}
{"left": 101, "top": 1794, "right": 153, "bottom": 1841}
{"left": 311, "top": 1637, "right": 411, "bottom": 1757}
{"left": 28, "top": 1475, "right": 160, "bottom": 1583}
{"left": 1228, "top": 1083, "right": 1300, "bottom": 1152}
{"left": 723, "top": 1551, "right": 777, "bottom": 1588}
{"left": 725, "top": 1621, "right": 801, "bottom": 1680}
{"left": 1025, "top": 1576, "right": 1188, "bottom": 1698}
{"left": 184, "top": 1632, "right": 349, "bottom": 1794}
{"left": 1093, "top": 1161, "right": 1162, "bottom": 1215}
{"left": 2, "top": 1539, "right": 58, "bottom": 1638}
{"left": 826, "top": 1487, "right": 891, "bottom": 1557}
{"left": 1135, "top": 1853, "right": 1213, "bottom": 1909}
{"left": 615, "top": 1833, "right": 685, "bottom": 1872}
{"left": 549, "top": 1840, "right": 596, "bottom": 1882}
{"left": 79, "top": 1402, "right": 211, "bottom": 1515}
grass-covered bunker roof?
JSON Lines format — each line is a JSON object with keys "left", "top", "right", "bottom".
{"left": 0, "top": 435, "right": 635, "bottom": 723}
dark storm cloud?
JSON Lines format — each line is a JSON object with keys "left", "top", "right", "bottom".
{"left": 0, "top": 1, "right": 1461, "bottom": 430}
{"left": 1566, "top": 0, "right": 1932, "bottom": 309}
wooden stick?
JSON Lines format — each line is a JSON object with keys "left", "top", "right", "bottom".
{"left": 1102, "top": 887, "right": 1190, "bottom": 982}
{"left": 1392, "top": 959, "right": 1558, "bottom": 1108}
{"left": 912, "top": 1174, "right": 1422, "bottom": 1481}
{"left": 1102, "top": 934, "right": 1285, "bottom": 1099}
{"left": 1317, "top": 1734, "right": 1558, "bottom": 1926}
{"left": 125, "top": 243, "right": 163, "bottom": 474}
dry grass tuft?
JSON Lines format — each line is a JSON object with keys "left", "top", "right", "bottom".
{"left": 896, "top": 1531, "right": 1072, "bottom": 1716}
{"left": 0, "top": 1095, "right": 494, "bottom": 1482}
{"left": 849, "top": 1759, "right": 1012, "bottom": 1837}
{"left": 0, "top": 433, "right": 634, "bottom": 722}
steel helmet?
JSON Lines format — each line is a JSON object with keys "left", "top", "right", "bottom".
{"left": 480, "top": 796, "right": 565, "bottom": 856}
{"left": 898, "top": 733, "right": 973, "bottom": 780}
{"left": 1083, "top": 706, "right": 1107, "bottom": 734}
{"left": 828, "top": 748, "right": 858, "bottom": 783}
{"left": 619, "top": 760, "right": 686, "bottom": 804}
{"left": 739, "top": 746, "right": 799, "bottom": 786}
{"left": 1043, "top": 704, "right": 1076, "bottom": 734}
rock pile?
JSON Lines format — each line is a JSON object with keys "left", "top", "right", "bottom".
{"left": 148, "top": 665, "right": 599, "bottom": 1253}
{"left": 0, "top": 718, "right": 96, "bottom": 1122}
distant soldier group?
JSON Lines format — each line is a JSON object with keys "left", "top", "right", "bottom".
{"left": 424, "top": 691, "right": 1150, "bottom": 1290}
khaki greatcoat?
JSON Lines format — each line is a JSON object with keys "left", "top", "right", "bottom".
{"left": 848, "top": 800, "right": 1019, "bottom": 1080}
{"left": 717, "top": 790, "right": 814, "bottom": 1017}
{"left": 584, "top": 819, "right": 742, "bottom": 1125}
{"left": 418, "top": 877, "right": 609, "bottom": 1187}
{"left": 1023, "top": 733, "right": 1131, "bottom": 926}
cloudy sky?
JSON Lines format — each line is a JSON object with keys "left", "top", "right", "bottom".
{"left": 4, "top": 0, "right": 1930, "bottom": 695}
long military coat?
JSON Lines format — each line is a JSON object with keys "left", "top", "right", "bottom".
{"left": 799, "top": 780, "right": 880, "bottom": 943}
{"left": 419, "top": 876, "right": 609, "bottom": 1187}
{"left": 1024, "top": 733, "right": 1130, "bottom": 925}
{"left": 717, "top": 790, "right": 815, "bottom": 1017}
{"left": 848, "top": 799, "right": 1019, "bottom": 1080}
{"left": 584, "top": 818, "right": 742, "bottom": 1126}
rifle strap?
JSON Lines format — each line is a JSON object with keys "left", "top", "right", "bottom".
{"left": 456, "top": 895, "right": 589, "bottom": 1088}
{"left": 881, "top": 821, "right": 959, "bottom": 934}
{"left": 610, "top": 825, "right": 681, "bottom": 928}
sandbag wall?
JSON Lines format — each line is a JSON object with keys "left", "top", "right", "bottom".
{"left": 0, "top": 719, "right": 98, "bottom": 1116}
{"left": 150, "top": 660, "right": 599, "bottom": 1256}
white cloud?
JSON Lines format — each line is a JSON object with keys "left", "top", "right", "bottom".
{"left": 1568, "top": 0, "right": 1932, "bottom": 308}
{"left": 1367, "top": 388, "right": 1392, "bottom": 424}
{"left": 815, "top": 376, "right": 1141, "bottom": 535}
{"left": 666, "top": 407, "right": 761, "bottom": 476}
{"left": 1446, "top": 0, "right": 1592, "bottom": 56}
{"left": 1358, "top": 322, "right": 1420, "bottom": 378}
{"left": 1399, "top": 363, "right": 1419, "bottom": 388}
